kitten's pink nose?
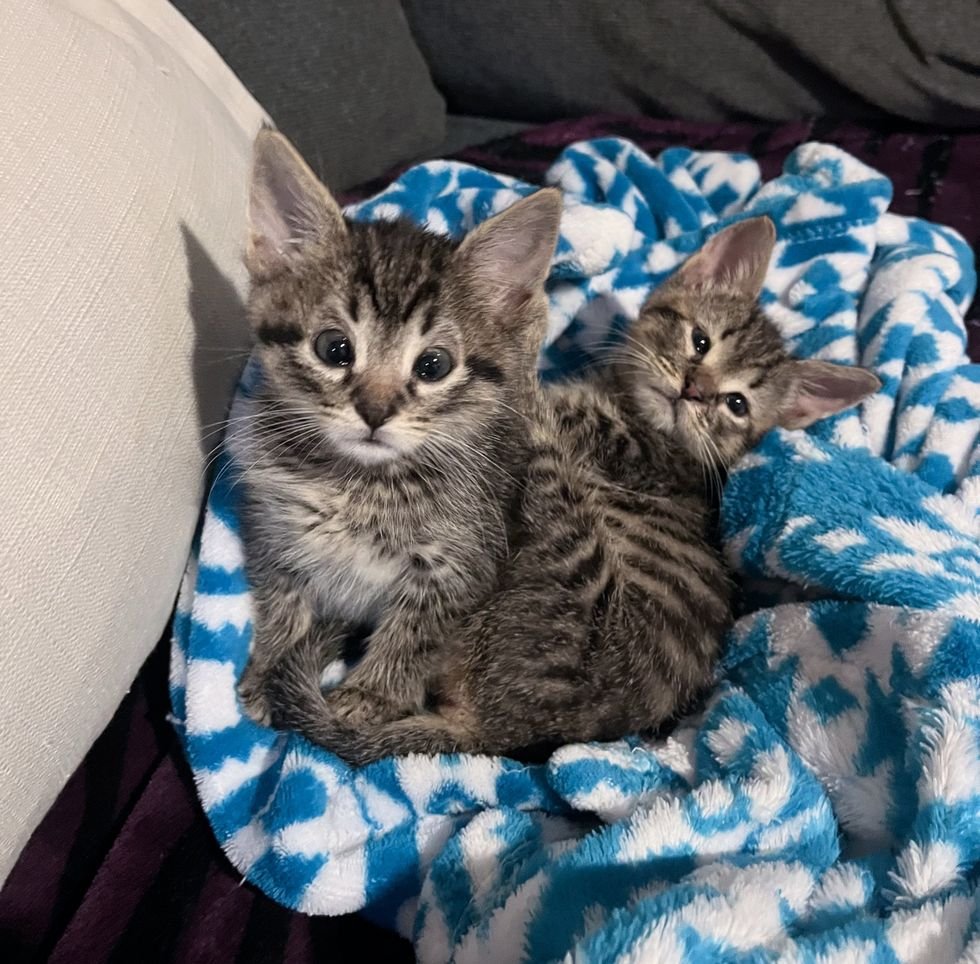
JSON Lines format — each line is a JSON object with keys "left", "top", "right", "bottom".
{"left": 682, "top": 371, "right": 716, "bottom": 401}
{"left": 354, "top": 393, "right": 398, "bottom": 431}
{"left": 682, "top": 376, "right": 704, "bottom": 401}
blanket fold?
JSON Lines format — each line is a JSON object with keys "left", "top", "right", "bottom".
{"left": 172, "top": 136, "right": 980, "bottom": 962}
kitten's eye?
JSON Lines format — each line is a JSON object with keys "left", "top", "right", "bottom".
{"left": 314, "top": 329, "right": 354, "bottom": 367}
{"left": 725, "top": 393, "right": 749, "bottom": 417}
{"left": 692, "top": 328, "right": 711, "bottom": 356}
{"left": 413, "top": 347, "right": 454, "bottom": 382}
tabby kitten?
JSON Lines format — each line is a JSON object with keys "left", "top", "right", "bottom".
{"left": 234, "top": 130, "right": 562, "bottom": 726}
{"left": 270, "top": 216, "right": 880, "bottom": 764}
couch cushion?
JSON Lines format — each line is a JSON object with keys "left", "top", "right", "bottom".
{"left": 172, "top": 0, "right": 447, "bottom": 191}
{"left": 404, "top": 0, "right": 980, "bottom": 127}
{"left": 0, "top": 0, "right": 265, "bottom": 884}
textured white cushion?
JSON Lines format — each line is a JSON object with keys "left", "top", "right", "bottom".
{"left": 0, "top": 0, "right": 266, "bottom": 882}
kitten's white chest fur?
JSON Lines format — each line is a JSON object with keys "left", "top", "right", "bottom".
{"left": 230, "top": 418, "right": 414, "bottom": 625}
{"left": 231, "top": 409, "right": 497, "bottom": 634}
{"left": 271, "top": 481, "right": 410, "bottom": 625}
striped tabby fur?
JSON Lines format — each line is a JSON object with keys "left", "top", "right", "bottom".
{"left": 234, "top": 130, "right": 562, "bottom": 727}
{"left": 270, "top": 217, "right": 880, "bottom": 764}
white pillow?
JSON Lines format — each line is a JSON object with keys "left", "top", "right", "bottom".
{"left": 0, "top": 0, "right": 266, "bottom": 882}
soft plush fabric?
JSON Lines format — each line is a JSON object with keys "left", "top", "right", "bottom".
{"left": 0, "top": 0, "right": 265, "bottom": 885}
{"left": 171, "top": 0, "right": 446, "bottom": 191}
{"left": 172, "top": 132, "right": 980, "bottom": 961}
{"left": 404, "top": 0, "right": 980, "bottom": 127}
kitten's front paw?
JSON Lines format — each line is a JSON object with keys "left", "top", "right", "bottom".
{"left": 238, "top": 668, "right": 273, "bottom": 726}
{"left": 323, "top": 685, "right": 401, "bottom": 729}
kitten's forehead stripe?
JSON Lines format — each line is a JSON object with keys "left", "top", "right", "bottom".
{"left": 402, "top": 279, "right": 441, "bottom": 326}
{"left": 421, "top": 305, "right": 438, "bottom": 336}
{"left": 257, "top": 321, "right": 304, "bottom": 345}
{"left": 354, "top": 262, "right": 383, "bottom": 319}
{"left": 342, "top": 220, "right": 458, "bottom": 334}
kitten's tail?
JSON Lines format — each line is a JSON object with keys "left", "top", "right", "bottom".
{"left": 267, "top": 640, "right": 473, "bottom": 766}
{"left": 265, "top": 638, "right": 353, "bottom": 748}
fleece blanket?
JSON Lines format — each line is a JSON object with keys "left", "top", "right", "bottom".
{"left": 171, "top": 138, "right": 980, "bottom": 962}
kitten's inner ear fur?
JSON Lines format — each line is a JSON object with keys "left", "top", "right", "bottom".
{"left": 780, "top": 359, "right": 881, "bottom": 429}
{"left": 456, "top": 189, "right": 563, "bottom": 316}
{"left": 670, "top": 216, "right": 776, "bottom": 300}
{"left": 246, "top": 128, "right": 346, "bottom": 279}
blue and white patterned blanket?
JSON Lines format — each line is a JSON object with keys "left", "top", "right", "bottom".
{"left": 171, "top": 138, "right": 980, "bottom": 962}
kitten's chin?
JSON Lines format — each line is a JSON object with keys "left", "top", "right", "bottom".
{"left": 326, "top": 426, "right": 408, "bottom": 466}
{"left": 340, "top": 440, "right": 402, "bottom": 465}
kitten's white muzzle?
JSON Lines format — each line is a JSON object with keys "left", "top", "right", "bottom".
{"left": 327, "top": 422, "right": 405, "bottom": 465}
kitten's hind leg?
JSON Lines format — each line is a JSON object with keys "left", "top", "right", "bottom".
{"left": 267, "top": 636, "right": 481, "bottom": 764}
{"left": 268, "top": 640, "right": 479, "bottom": 765}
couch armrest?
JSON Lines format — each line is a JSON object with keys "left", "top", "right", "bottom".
{"left": 0, "top": 0, "right": 266, "bottom": 883}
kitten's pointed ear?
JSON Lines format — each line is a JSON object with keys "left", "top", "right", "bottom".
{"left": 246, "top": 128, "right": 345, "bottom": 279}
{"left": 457, "top": 189, "right": 562, "bottom": 314}
{"left": 779, "top": 360, "right": 881, "bottom": 429}
{"left": 672, "top": 216, "right": 776, "bottom": 299}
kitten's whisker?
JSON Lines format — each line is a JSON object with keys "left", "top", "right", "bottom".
{"left": 207, "top": 414, "right": 317, "bottom": 460}
{"left": 196, "top": 346, "right": 256, "bottom": 353}
{"left": 616, "top": 339, "right": 672, "bottom": 380}
{"left": 199, "top": 403, "right": 323, "bottom": 435}
{"left": 613, "top": 343, "right": 670, "bottom": 379}
{"left": 208, "top": 415, "right": 323, "bottom": 491}
{"left": 705, "top": 435, "right": 726, "bottom": 501}
{"left": 199, "top": 410, "right": 314, "bottom": 443}
{"left": 424, "top": 428, "right": 521, "bottom": 488}
{"left": 195, "top": 352, "right": 257, "bottom": 369}
{"left": 693, "top": 429, "right": 725, "bottom": 503}
{"left": 491, "top": 399, "right": 533, "bottom": 425}
{"left": 230, "top": 422, "right": 322, "bottom": 484}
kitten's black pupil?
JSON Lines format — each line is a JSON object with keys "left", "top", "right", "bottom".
{"left": 692, "top": 328, "right": 710, "bottom": 355}
{"left": 726, "top": 393, "right": 748, "bottom": 417}
{"left": 414, "top": 348, "right": 453, "bottom": 382}
{"left": 314, "top": 329, "right": 354, "bottom": 367}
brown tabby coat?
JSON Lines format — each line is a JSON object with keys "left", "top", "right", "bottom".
{"left": 234, "top": 130, "right": 562, "bottom": 727}
{"left": 269, "top": 216, "right": 880, "bottom": 765}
